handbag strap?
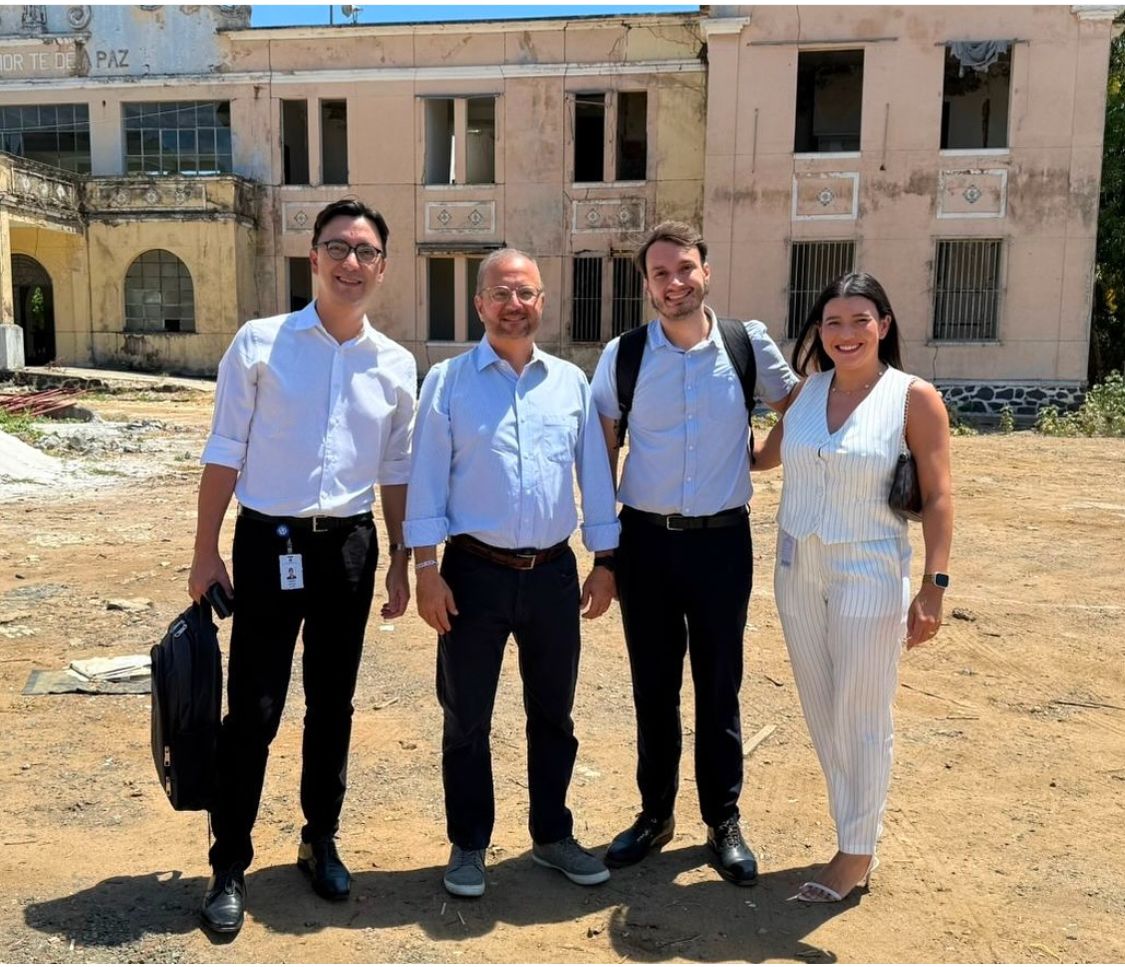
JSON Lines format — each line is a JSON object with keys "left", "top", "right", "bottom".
{"left": 900, "top": 376, "right": 918, "bottom": 456}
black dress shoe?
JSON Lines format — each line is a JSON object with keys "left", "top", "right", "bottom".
{"left": 707, "top": 816, "right": 758, "bottom": 886}
{"left": 297, "top": 836, "right": 352, "bottom": 900}
{"left": 605, "top": 813, "right": 675, "bottom": 868}
{"left": 200, "top": 868, "right": 246, "bottom": 934}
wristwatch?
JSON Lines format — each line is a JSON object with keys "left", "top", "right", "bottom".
{"left": 389, "top": 542, "right": 412, "bottom": 559}
{"left": 594, "top": 554, "right": 617, "bottom": 573}
{"left": 922, "top": 572, "right": 950, "bottom": 590}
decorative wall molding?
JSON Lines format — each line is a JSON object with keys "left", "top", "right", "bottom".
{"left": 571, "top": 198, "right": 645, "bottom": 233}
{"left": 791, "top": 171, "right": 859, "bottom": 221}
{"left": 938, "top": 168, "right": 1008, "bottom": 219}
{"left": 425, "top": 200, "right": 496, "bottom": 234}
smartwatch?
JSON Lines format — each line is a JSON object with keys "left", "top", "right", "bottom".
{"left": 922, "top": 572, "right": 950, "bottom": 590}
{"left": 389, "top": 542, "right": 412, "bottom": 559}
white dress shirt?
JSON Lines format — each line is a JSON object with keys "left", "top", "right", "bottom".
{"left": 201, "top": 301, "right": 416, "bottom": 517}
{"left": 404, "top": 338, "right": 620, "bottom": 552}
{"left": 590, "top": 309, "right": 797, "bottom": 516}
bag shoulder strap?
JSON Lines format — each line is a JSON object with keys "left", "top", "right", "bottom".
{"left": 900, "top": 374, "right": 918, "bottom": 456}
{"left": 614, "top": 324, "right": 649, "bottom": 448}
{"left": 716, "top": 317, "right": 759, "bottom": 462}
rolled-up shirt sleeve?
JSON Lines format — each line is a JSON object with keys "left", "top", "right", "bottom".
{"left": 575, "top": 376, "right": 621, "bottom": 552}
{"left": 377, "top": 351, "right": 418, "bottom": 486}
{"left": 747, "top": 320, "right": 798, "bottom": 405}
{"left": 403, "top": 364, "right": 453, "bottom": 548}
{"left": 200, "top": 326, "right": 257, "bottom": 470}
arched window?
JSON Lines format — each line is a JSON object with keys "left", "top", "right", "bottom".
{"left": 124, "top": 250, "right": 195, "bottom": 333}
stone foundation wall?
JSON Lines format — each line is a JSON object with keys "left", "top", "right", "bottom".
{"left": 935, "top": 381, "right": 1086, "bottom": 424}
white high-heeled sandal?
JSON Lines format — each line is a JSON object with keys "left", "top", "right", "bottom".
{"left": 789, "top": 856, "right": 879, "bottom": 904}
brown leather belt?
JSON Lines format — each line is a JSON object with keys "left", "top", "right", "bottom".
{"left": 450, "top": 534, "right": 569, "bottom": 571}
{"left": 623, "top": 505, "right": 748, "bottom": 531}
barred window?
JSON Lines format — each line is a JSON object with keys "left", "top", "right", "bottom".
{"left": 572, "top": 256, "right": 603, "bottom": 342}
{"left": 932, "top": 240, "right": 1002, "bottom": 341}
{"left": 0, "top": 104, "right": 91, "bottom": 173}
{"left": 124, "top": 250, "right": 195, "bottom": 333}
{"left": 123, "top": 101, "right": 232, "bottom": 175}
{"left": 611, "top": 256, "right": 645, "bottom": 337}
{"left": 787, "top": 241, "right": 855, "bottom": 338}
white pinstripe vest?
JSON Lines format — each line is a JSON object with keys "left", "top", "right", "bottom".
{"left": 777, "top": 366, "right": 913, "bottom": 544}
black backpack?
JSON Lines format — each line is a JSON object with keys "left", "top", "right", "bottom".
{"left": 615, "top": 317, "right": 759, "bottom": 456}
{"left": 150, "top": 600, "right": 222, "bottom": 811}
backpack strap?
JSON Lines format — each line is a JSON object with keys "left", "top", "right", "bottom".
{"left": 614, "top": 324, "right": 649, "bottom": 448}
{"left": 715, "top": 317, "right": 759, "bottom": 462}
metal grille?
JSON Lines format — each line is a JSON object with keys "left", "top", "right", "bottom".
{"left": 611, "top": 256, "right": 645, "bottom": 336}
{"left": 572, "top": 256, "right": 603, "bottom": 342}
{"left": 124, "top": 250, "right": 195, "bottom": 333}
{"left": 933, "top": 240, "right": 1002, "bottom": 341}
{"left": 123, "top": 101, "right": 232, "bottom": 175}
{"left": 787, "top": 241, "right": 855, "bottom": 338}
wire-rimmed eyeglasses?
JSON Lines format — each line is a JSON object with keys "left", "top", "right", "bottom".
{"left": 479, "top": 285, "right": 543, "bottom": 305}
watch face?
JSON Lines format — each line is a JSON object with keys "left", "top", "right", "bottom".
{"left": 932, "top": 573, "right": 950, "bottom": 589}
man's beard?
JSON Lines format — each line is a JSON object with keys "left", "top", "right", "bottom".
{"left": 650, "top": 280, "right": 708, "bottom": 320}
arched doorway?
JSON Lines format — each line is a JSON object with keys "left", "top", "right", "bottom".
{"left": 12, "top": 255, "right": 55, "bottom": 366}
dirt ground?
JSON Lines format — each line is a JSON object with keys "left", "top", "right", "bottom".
{"left": 0, "top": 384, "right": 1123, "bottom": 965}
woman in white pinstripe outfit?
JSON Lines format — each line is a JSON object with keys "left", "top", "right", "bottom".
{"left": 755, "top": 273, "right": 953, "bottom": 903}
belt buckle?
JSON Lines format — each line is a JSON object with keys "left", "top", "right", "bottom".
{"left": 311, "top": 516, "right": 330, "bottom": 534}
{"left": 665, "top": 514, "right": 686, "bottom": 531}
{"left": 512, "top": 551, "right": 539, "bottom": 570}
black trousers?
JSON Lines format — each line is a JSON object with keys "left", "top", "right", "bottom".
{"left": 208, "top": 512, "right": 378, "bottom": 873}
{"left": 437, "top": 542, "right": 581, "bottom": 850}
{"left": 616, "top": 507, "right": 753, "bottom": 828}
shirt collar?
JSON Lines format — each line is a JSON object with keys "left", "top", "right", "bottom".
{"left": 296, "top": 300, "right": 376, "bottom": 346}
{"left": 647, "top": 306, "right": 721, "bottom": 352}
{"left": 474, "top": 336, "right": 548, "bottom": 372}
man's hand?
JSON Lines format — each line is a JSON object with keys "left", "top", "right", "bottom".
{"left": 381, "top": 554, "right": 411, "bottom": 620}
{"left": 580, "top": 565, "right": 615, "bottom": 619}
{"left": 188, "top": 548, "right": 232, "bottom": 604}
{"left": 416, "top": 567, "right": 458, "bottom": 633}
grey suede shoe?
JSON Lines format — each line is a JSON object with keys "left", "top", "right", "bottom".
{"left": 532, "top": 836, "right": 611, "bottom": 885}
{"left": 443, "top": 845, "right": 486, "bottom": 897}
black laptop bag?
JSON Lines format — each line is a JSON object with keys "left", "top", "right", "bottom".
{"left": 150, "top": 599, "right": 222, "bottom": 811}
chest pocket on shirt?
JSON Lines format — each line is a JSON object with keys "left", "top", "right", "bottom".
{"left": 541, "top": 413, "right": 579, "bottom": 464}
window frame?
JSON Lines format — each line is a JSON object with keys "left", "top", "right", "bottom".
{"left": 785, "top": 239, "right": 857, "bottom": 339}
{"left": 421, "top": 94, "right": 499, "bottom": 187}
{"left": 569, "top": 253, "right": 647, "bottom": 343}
{"left": 930, "top": 238, "right": 1004, "bottom": 343}
{"left": 570, "top": 89, "right": 650, "bottom": 186}
{"left": 123, "top": 249, "right": 196, "bottom": 334}
{"left": 122, "top": 100, "right": 232, "bottom": 176}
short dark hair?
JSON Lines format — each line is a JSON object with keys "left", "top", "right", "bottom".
{"left": 311, "top": 198, "right": 390, "bottom": 254}
{"left": 634, "top": 221, "right": 708, "bottom": 276}
{"left": 791, "top": 272, "right": 905, "bottom": 376}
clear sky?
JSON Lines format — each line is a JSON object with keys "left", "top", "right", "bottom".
{"left": 250, "top": 4, "right": 698, "bottom": 28}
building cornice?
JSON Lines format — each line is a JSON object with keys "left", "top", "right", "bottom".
{"left": 224, "top": 13, "right": 699, "bottom": 42}
{"left": 1071, "top": 4, "right": 1125, "bottom": 20}
{"left": 0, "top": 58, "right": 705, "bottom": 93}
{"left": 701, "top": 17, "right": 750, "bottom": 38}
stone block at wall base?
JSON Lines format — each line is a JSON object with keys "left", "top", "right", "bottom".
{"left": 936, "top": 380, "right": 1086, "bottom": 427}
{"left": 0, "top": 325, "right": 25, "bottom": 370}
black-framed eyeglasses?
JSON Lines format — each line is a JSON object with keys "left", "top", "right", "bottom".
{"left": 480, "top": 284, "right": 543, "bottom": 305}
{"left": 315, "top": 240, "right": 384, "bottom": 264}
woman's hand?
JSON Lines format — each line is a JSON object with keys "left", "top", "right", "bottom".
{"left": 906, "top": 584, "right": 944, "bottom": 648}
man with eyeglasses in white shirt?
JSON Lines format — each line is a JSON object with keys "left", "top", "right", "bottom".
{"left": 188, "top": 198, "right": 416, "bottom": 934}
{"left": 405, "top": 248, "right": 619, "bottom": 898}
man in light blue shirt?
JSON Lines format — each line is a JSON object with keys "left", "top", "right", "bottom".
{"left": 405, "top": 248, "right": 619, "bottom": 898}
{"left": 590, "top": 221, "right": 797, "bottom": 886}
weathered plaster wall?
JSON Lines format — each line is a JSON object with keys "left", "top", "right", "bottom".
{"left": 703, "top": 5, "right": 1114, "bottom": 385}
{"left": 8, "top": 226, "right": 89, "bottom": 364}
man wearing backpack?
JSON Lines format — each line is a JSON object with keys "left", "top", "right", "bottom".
{"left": 188, "top": 199, "right": 416, "bottom": 933}
{"left": 589, "top": 221, "right": 797, "bottom": 885}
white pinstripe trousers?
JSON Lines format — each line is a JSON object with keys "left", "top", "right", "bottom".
{"left": 774, "top": 530, "right": 911, "bottom": 854}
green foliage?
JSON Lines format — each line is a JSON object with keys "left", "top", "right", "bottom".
{"left": 1092, "top": 31, "right": 1125, "bottom": 382}
{"left": 998, "top": 405, "right": 1015, "bottom": 434}
{"left": 0, "top": 408, "right": 42, "bottom": 444}
{"left": 1035, "top": 371, "right": 1125, "bottom": 436}
{"left": 945, "top": 399, "right": 979, "bottom": 436}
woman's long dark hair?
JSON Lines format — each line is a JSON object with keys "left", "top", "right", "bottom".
{"left": 791, "top": 272, "right": 904, "bottom": 376}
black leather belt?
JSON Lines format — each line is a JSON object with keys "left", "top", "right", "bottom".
{"left": 623, "top": 505, "right": 748, "bottom": 531}
{"left": 450, "top": 534, "right": 569, "bottom": 570}
{"left": 239, "top": 506, "right": 373, "bottom": 533}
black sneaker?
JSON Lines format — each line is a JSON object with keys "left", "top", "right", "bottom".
{"left": 297, "top": 836, "right": 352, "bottom": 900}
{"left": 605, "top": 813, "right": 675, "bottom": 868}
{"left": 200, "top": 867, "right": 246, "bottom": 934}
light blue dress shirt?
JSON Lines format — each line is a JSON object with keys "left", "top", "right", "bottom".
{"left": 404, "top": 338, "right": 621, "bottom": 552}
{"left": 590, "top": 309, "right": 797, "bottom": 517}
